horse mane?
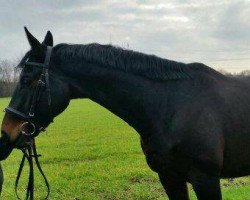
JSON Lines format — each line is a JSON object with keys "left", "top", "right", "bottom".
{"left": 53, "top": 43, "right": 223, "bottom": 81}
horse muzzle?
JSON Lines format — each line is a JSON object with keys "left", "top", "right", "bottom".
{"left": 0, "top": 131, "right": 14, "bottom": 161}
{"left": 0, "top": 122, "right": 36, "bottom": 161}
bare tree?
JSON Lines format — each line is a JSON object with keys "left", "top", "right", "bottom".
{"left": 0, "top": 59, "right": 19, "bottom": 97}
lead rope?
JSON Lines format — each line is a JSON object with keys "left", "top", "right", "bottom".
{"left": 15, "top": 140, "right": 50, "bottom": 200}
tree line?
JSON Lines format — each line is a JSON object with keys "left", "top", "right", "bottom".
{"left": 0, "top": 59, "right": 20, "bottom": 97}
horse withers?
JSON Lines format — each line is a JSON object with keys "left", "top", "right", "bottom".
{"left": 0, "top": 28, "right": 250, "bottom": 200}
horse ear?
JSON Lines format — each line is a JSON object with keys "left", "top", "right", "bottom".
{"left": 24, "top": 27, "right": 41, "bottom": 50}
{"left": 42, "top": 31, "right": 53, "bottom": 46}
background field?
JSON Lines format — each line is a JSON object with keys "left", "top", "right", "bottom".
{"left": 0, "top": 98, "right": 249, "bottom": 199}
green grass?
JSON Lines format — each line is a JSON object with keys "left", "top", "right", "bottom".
{"left": 0, "top": 98, "right": 249, "bottom": 199}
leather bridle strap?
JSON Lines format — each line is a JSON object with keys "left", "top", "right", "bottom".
{"left": 15, "top": 140, "right": 50, "bottom": 200}
{"left": 28, "top": 46, "right": 53, "bottom": 119}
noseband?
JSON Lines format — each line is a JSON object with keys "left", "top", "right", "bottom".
{"left": 4, "top": 46, "right": 53, "bottom": 200}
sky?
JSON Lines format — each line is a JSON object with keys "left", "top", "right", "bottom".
{"left": 1, "top": 0, "right": 250, "bottom": 72}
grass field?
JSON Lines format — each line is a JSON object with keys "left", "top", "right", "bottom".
{"left": 0, "top": 98, "right": 249, "bottom": 199}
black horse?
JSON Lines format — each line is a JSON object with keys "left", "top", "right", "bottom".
{"left": 1, "top": 28, "right": 250, "bottom": 200}
{"left": 0, "top": 164, "right": 3, "bottom": 195}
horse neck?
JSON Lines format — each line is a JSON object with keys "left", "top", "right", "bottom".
{"left": 59, "top": 62, "right": 161, "bottom": 137}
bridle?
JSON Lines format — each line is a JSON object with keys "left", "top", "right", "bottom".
{"left": 5, "top": 46, "right": 53, "bottom": 134}
{"left": 4, "top": 46, "right": 54, "bottom": 200}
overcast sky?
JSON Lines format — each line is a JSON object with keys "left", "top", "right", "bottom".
{"left": 1, "top": 0, "right": 250, "bottom": 72}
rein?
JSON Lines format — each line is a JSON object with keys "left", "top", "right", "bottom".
{"left": 5, "top": 46, "right": 53, "bottom": 200}
{"left": 15, "top": 140, "right": 50, "bottom": 200}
